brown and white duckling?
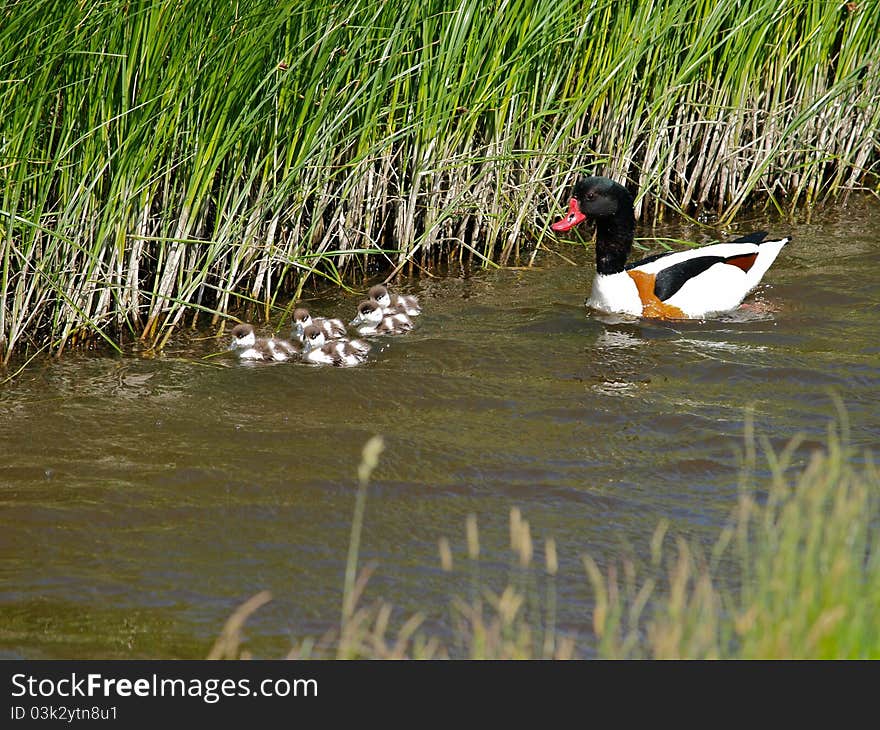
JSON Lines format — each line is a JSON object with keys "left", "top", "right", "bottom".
{"left": 368, "top": 284, "right": 421, "bottom": 317}
{"left": 349, "top": 299, "right": 413, "bottom": 336}
{"left": 230, "top": 323, "right": 300, "bottom": 362}
{"left": 301, "top": 324, "right": 371, "bottom": 367}
{"left": 269, "top": 338, "right": 302, "bottom": 360}
{"left": 291, "top": 307, "right": 347, "bottom": 342}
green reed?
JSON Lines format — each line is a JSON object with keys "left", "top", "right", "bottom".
{"left": 588, "top": 413, "right": 880, "bottom": 659}
{"left": 2, "top": 0, "right": 879, "bottom": 364}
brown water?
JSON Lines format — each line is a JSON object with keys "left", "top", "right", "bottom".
{"left": 2, "top": 199, "right": 879, "bottom": 658}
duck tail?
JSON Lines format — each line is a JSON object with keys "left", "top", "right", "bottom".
{"left": 744, "top": 237, "right": 789, "bottom": 290}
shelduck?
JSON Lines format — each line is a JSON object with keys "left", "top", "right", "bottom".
{"left": 551, "top": 176, "right": 789, "bottom": 319}
{"left": 301, "top": 325, "right": 371, "bottom": 367}
{"left": 291, "top": 307, "right": 347, "bottom": 342}
{"left": 230, "top": 324, "right": 299, "bottom": 361}
{"left": 368, "top": 285, "right": 421, "bottom": 317}
{"left": 349, "top": 299, "right": 414, "bottom": 336}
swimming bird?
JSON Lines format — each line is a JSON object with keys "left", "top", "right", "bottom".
{"left": 551, "top": 176, "right": 789, "bottom": 319}
{"left": 301, "top": 325, "right": 371, "bottom": 367}
{"left": 230, "top": 323, "right": 300, "bottom": 361}
{"left": 291, "top": 307, "right": 347, "bottom": 342}
{"left": 349, "top": 299, "right": 414, "bottom": 336}
{"left": 368, "top": 284, "right": 421, "bottom": 317}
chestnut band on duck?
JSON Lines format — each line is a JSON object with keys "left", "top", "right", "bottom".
{"left": 551, "top": 176, "right": 789, "bottom": 319}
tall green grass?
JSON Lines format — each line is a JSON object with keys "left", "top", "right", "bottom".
{"left": 211, "top": 415, "right": 880, "bottom": 659}
{"left": 2, "top": 0, "right": 879, "bottom": 363}
{"left": 588, "top": 416, "right": 880, "bottom": 659}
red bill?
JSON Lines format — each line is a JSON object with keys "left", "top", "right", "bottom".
{"left": 551, "top": 198, "right": 586, "bottom": 232}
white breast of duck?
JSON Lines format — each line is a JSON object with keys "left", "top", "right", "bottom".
{"left": 301, "top": 325, "right": 371, "bottom": 366}
{"left": 368, "top": 284, "right": 421, "bottom": 317}
{"left": 350, "top": 299, "right": 414, "bottom": 336}
{"left": 292, "top": 307, "right": 347, "bottom": 341}
{"left": 552, "top": 176, "right": 789, "bottom": 319}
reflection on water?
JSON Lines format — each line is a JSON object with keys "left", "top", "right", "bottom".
{"left": 2, "top": 198, "right": 879, "bottom": 658}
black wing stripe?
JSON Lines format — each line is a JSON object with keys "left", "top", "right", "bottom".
{"left": 653, "top": 256, "right": 725, "bottom": 300}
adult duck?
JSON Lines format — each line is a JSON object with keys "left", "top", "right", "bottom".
{"left": 551, "top": 176, "right": 789, "bottom": 319}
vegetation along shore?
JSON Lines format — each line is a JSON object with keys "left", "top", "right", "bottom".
{"left": 211, "top": 418, "right": 880, "bottom": 659}
{"left": 2, "top": 0, "right": 878, "bottom": 366}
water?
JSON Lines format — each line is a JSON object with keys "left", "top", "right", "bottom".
{"left": 2, "top": 198, "right": 878, "bottom": 658}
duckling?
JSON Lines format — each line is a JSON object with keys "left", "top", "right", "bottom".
{"left": 301, "top": 325, "right": 371, "bottom": 367}
{"left": 368, "top": 284, "right": 421, "bottom": 317}
{"left": 291, "top": 307, "right": 347, "bottom": 342}
{"left": 230, "top": 324, "right": 300, "bottom": 361}
{"left": 349, "top": 299, "right": 414, "bottom": 336}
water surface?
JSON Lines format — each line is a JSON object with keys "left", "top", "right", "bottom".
{"left": 2, "top": 198, "right": 878, "bottom": 658}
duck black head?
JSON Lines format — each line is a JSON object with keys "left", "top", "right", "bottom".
{"left": 552, "top": 176, "right": 636, "bottom": 275}
{"left": 572, "top": 177, "right": 633, "bottom": 220}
